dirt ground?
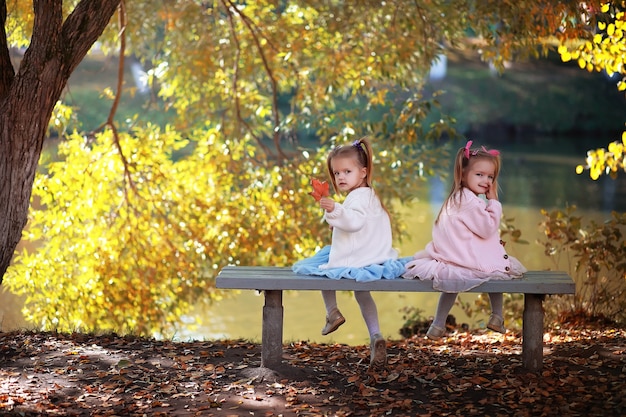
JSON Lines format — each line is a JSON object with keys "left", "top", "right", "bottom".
{"left": 0, "top": 325, "right": 625, "bottom": 416}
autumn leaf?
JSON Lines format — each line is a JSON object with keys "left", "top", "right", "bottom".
{"left": 309, "top": 178, "right": 330, "bottom": 202}
{"left": 0, "top": 327, "right": 625, "bottom": 416}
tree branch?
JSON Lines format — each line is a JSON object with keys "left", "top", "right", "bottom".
{"left": 221, "top": 0, "right": 274, "bottom": 158}
{"left": 108, "top": 0, "right": 126, "bottom": 128}
{"left": 224, "top": 0, "right": 287, "bottom": 162}
{"left": 108, "top": 1, "right": 136, "bottom": 196}
{"left": 88, "top": 1, "right": 136, "bottom": 196}
{"left": 30, "top": 0, "right": 63, "bottom": 57}
{"left": 60, "top": 0, "right": 121, "bottom": 75}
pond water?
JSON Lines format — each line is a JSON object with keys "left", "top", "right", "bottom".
{"left": 2, "top": 137, "right": 625, "bottom": 345}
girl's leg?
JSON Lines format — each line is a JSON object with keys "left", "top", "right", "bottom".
{"left": 321, "top": 290, "right": 338, "bottom": 314}
{"left": 428, "top": 292, "right": 458, "bottom": 339}
{"left": 431, "top": 292, "right": 458, "bottom": 328}
{"left": 354, "top": 291, "right": 380, "bottom": 337}
{"left": 354, "top": 291, "right": 386, "bottom": 368}
{"left": 488, "top": 293, "right": 503, "bottom": 318}
{"left": 487, "top": 293, "right": 506, "bottom": 333}
{"left": 321, "top": 290, "right": 345, "bottom": 335}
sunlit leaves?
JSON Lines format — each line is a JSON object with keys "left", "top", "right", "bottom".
{"left": 11, "top": 0, "right": 620, "bottom": 336}
{"left": 125, "top": 0, "right": 460, "bottom": 152}
{"left": 48, "top": 101, "right": 78, "bottom": 138}
{"left": 5, "top": 126, "right": 326, "bottom": 336}
{"left": 578, "top": 10, "right": 626, "bottom": 81}
{"left": 576, "top": 134, "right": 626, "bottom": 179}
{"left": 5, "top": 1, "right": 35, "bottom": 47}
{"left": 556, "top": 2, "right": 626, "bottom": 179}
{"left": 6, "top": 0, "right": 88, "bottom": 47}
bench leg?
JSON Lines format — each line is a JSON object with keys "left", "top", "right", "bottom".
{"left": 522, "top": 293, "right": 545, "bottom": 372}
{"left": 261, "top": 290, "right": 283, "bottom": 369}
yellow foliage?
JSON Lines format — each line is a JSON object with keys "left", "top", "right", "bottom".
{"left": 559, "top": 2, "right": 625, "bottom": 87}
{"left": 5, "top": 1, "right": 34, "bottom": 47}
{"left": 6, "top": 0, "right": 84, "bottom": 46}
{"left": 558, "top": 1, "right": 626, "bottom": 180}
{"left": 577, "top": 137, "right": 626, "bottom": 180}
{"left": 5, "top": 126, "right": 329, "bottom": 336}
{"left": 10, "top": 0, "right": 584, "bottom": 336}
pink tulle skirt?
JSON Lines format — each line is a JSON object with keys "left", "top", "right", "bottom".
{"left": 402, "top": 250, "right": 527, "bottom": 293}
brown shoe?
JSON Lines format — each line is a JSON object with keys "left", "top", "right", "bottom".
{"left": 370, "top": 334, "right": 387, "bottom": 368}
{"left": 321, "top": 308, "right": 345, "bottom": 335}
{"left": 487, "top": 314, "right": 506, "bottom": 334}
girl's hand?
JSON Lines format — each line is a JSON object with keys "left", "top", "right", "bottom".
{"left": 486, "top": 185, "right": 497, "bottom": 201}
{"left": 320, "top": 196, "right": 335, "bottom": 212}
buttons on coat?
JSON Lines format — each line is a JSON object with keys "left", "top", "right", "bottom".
{"left": 503, "top": 254, "right": 509, "bottom": 259}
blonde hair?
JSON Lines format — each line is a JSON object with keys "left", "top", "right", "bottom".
{"left": 435, "top": 141, "right": 501, "bottom": 224}
{"left": 326, "top": 137, "right": 374, "bottom": 193}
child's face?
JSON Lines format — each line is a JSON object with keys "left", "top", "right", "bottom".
{"left": 330, "top": 156, "right": 367, "bottom": 193}
{"left": 463, "top": 158, "right": 496, "bottom": 196}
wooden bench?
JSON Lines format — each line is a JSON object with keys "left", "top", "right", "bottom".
{"left": 216, "top": 266, "right": 575, "bottom": 372}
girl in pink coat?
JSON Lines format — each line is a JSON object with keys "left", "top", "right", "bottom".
{"left": 402, "top": 140, "right": 526, "bottom": 340}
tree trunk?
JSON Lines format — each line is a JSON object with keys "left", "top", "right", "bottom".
{"left": 0, "top": 0, "right": 121, "bottom": 283}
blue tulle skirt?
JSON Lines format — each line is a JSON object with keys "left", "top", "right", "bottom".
{"left": 292, "top": 246, "right": 410, "bottom": 282}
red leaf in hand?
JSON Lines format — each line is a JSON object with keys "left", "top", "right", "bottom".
{"left": 309, "top": 178, "right": 330, "bottom": 201}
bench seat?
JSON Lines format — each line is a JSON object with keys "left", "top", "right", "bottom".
{"left": 216, "top": 266, "right": 576, "bottom": 371}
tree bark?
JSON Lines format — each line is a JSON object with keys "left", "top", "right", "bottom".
{"left": 0, "top": 0, "right": 121, "bottom": 283}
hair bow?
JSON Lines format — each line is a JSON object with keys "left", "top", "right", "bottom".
{"left": 464, "top": 140, "right": 500, "bottom": 158}
{"left": 483, "top": 146, "right": 500, "bottom": 156}
{"left": 464, "top": 140, "right": 473, "bottom": 159}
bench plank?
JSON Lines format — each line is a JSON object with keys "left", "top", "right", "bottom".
{"left": 216, "top": 266, "right": 576, "bottom": 372}
{"left": 217, "top": 266, "right": 575, "bottom": 294}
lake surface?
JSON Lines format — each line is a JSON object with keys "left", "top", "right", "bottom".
{"left": 2, "top": 137, "right": 625, "bottom": 345}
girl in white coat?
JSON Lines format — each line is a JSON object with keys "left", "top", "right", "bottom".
{"left": 293, "top": 137, "right": 405, "bottom": 368}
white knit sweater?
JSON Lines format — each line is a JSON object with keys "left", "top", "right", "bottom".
{"left": 320, "top": 187, "right": 398, "bottom": 269}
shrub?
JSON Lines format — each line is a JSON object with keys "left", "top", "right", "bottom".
{"left": 538, "top": 206, "right": 626, "bottom": 325}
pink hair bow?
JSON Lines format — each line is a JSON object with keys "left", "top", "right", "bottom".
{"left": 464, "top": 140, "right": 473, "bottom": 159}
{"left": 464, "top": 140, "right": 500, "bottom": 158}
{"left": 483, "top": 146, "right": 500, "bottom": 156}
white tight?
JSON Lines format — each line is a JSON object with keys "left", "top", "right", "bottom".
{"left": 431, "top": 292, "right": 503, "bottom": 329}
{"left": 322, "top": 290, "right": 380, "bottom": 339}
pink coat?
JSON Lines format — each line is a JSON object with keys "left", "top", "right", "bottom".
{"left": 425, "top": 188, "right": 512, "bottom": 273}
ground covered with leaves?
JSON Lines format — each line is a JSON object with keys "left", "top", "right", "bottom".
{"left": 0, "top": 325, "right": 624, "bottom": 416}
